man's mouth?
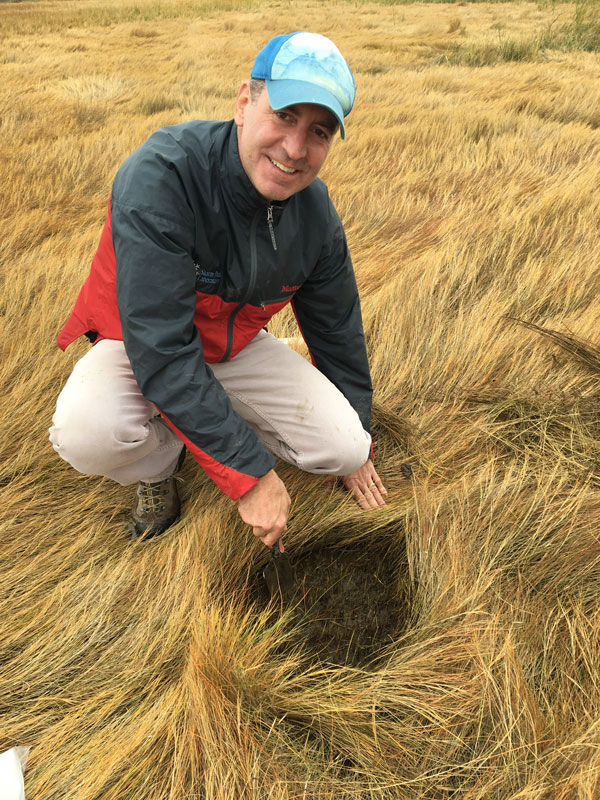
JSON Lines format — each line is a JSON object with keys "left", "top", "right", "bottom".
{"left": 268, "top": 156, "right": 297, "bottom": 175}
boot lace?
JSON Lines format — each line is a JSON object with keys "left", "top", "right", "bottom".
{"left": 139, "top": 481, "right": 169, "bottom": 512}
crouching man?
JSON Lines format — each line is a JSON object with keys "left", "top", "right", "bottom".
{"left": 49, "top": 31, "right": 387, "bottom": 548}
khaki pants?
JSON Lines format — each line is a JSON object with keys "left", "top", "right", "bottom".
{"left": 49, "top": 331, "right": 371, "bottom": 487}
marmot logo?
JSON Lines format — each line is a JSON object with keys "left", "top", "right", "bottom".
{"left": 281, "top": 284, "right": 301, "bottom": 293}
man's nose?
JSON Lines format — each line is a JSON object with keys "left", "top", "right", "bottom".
{"left": 283, "top": 129, "right": 307, "bottom": 161}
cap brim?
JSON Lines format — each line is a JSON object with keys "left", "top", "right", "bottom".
{"left": 265, "top": 79, "right": 346, "bottom": 139}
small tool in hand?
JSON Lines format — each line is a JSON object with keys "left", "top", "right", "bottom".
{"left": 263, "top": 537, "right": 294, "bottom": 602}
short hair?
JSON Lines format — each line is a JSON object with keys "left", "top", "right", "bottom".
{"left": 249, "top": 78, "right": 265, "bottom": 103}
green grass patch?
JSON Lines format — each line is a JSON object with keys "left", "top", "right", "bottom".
{"left": 439, "top": 35, "right": 544, "bottom": 67}
{"left": 435, "top": 0, "right": 600, "bottom": 66}
{"left": 542, "top": 0, "right": 600, "bottom": 52}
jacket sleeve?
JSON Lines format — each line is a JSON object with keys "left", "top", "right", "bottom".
{"left": 291, "top": 201, "right": 373, "bottom": 433}
{"left": 111, "top": 136, "right": 275, "bottom": 499}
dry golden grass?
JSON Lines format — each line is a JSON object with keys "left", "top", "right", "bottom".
{"left": 2, "top": 0, "right": 600, "bottom": 797}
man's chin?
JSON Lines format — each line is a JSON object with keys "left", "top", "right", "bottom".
{"left": 266, "top": 189, "right": 295, "bottom": 202}
{"left": 261, "top": 179, "right": 310, "bottom": 202}
{"left": 254, "top": 167, "right": 315, "bottom": 202}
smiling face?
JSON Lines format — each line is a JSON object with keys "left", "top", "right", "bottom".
{"left": 234, "top": 81, "right": 338, "bottom": 202}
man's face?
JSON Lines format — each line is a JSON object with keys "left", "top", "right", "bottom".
{"left": 234, "top": 82, "right": 337, "bottom": 202}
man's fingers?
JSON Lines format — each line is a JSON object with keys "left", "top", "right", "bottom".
{"left": 351, "top": 485, "right": 384, "bottom": 509}
{"left": 253, "top": 525, "right": 286, "bottom": 548}
{"left": 370, "top": 485, "right": 386, "bottom": 507}
{"left": 364, "top": 486, "right": 382, "bottom": 508}
{"left": 366, "top": 468, "right": 387, "bottom": 497}
{"left": 238, "top": 469, "right": 290, "bottom": 547}
{"left": 342, "top": 461, "right": 388, "bottom": 510}
{"left": 373, "top": 477, "right": 388, "bottom": 496}
{"left": 352, "top": 486, "right": 371, "bottom": 510}
{"left": 254, "top": 528, "right": 280, "bottom": 548}
{"left": 352, "top": 483, "right": 386, "bottom": 509}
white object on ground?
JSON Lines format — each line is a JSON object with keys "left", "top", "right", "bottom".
{"left": 0, "top": 747, "right": 30, "bottom": 800}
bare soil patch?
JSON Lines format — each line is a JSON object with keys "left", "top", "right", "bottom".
{"left": 254, "top": 542, "right": 410, "bottom": 668}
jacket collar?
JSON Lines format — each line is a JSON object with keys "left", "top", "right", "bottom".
{"left": 222, "top": 120, "right": 287, "bottom": 217}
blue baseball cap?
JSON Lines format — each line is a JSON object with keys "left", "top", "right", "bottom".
{"left": 251, "top": 32, "right": 355, "bottom": 139}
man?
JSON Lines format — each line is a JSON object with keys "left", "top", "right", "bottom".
{"left": 49, "top": 31, "right": 387, "bottom": 548}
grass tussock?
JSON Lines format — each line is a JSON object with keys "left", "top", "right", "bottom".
{"left": 2, "top": 0, "right": 600, "bottom": 798}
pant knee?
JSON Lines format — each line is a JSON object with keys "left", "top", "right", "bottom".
{"left": 331, "top": 431, "right": 371, "bottom": 475}
{"left": 344, "top": 434, "right": 372, "bottom": 475}
{"left": 50, "top": 404, "right": 180, "bottom": 484}
{"left": 301, "top": 427, "right": 371, "bottom": 476}
{"left": 49, "top": 410, "right": 124, "bottom": 477}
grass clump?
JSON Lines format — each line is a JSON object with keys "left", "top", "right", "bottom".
{"left": 136, "top": 93, "right": 179, "bottom": 115}
{"left": 440, "top": 34, "right": 544, "bottom": 66}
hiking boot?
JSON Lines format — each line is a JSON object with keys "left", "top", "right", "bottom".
{"left": 129, "top": 447, "right": 186, "bottom": 541}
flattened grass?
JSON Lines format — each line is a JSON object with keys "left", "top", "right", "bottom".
{"left": 1, "top": 1, "right": 600, "bottom": 798}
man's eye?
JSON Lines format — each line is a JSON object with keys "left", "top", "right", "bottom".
{"left": 276, "top": 111, "right": 290, "bottom": 121}
{"left": 314, "top": 128, "right": 328, "bottom": 139}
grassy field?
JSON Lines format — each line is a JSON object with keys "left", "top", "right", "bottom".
{"left": 2, "top": 0, "right": 600, "bottom": 797}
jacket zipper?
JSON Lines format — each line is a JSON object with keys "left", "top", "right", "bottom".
{"left": 267, "top": 203, "right": 277, "bottom": 251}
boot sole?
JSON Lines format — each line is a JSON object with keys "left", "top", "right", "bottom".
{"left": 128, "top": 512, "right": 181, "bottom": 541}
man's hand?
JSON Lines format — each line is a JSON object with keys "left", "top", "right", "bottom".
{"left": 341, "top": 459, "right": 387, "bottom": 509}
{"left": 237, "top": 469, "right": 291, "bottom": 548}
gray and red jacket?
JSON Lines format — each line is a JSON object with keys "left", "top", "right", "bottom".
{"left": 57, "top": 120, "right": 372, "bottom": 499}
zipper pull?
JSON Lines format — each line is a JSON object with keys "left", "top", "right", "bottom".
{"left": 267, "top": 204, "right": 278, "bottom": 251}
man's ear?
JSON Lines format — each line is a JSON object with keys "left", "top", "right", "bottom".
{"left": 234, "top": 81, "right": 251, "bottom": 127}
